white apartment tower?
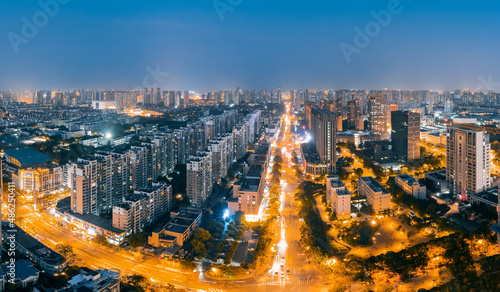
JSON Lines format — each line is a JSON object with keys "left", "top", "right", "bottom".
{"left": 446, "top": 126, "right": 491, "bottom": 200}
{"left": 186, "top": 152, "right": 213, "bottom": 207}
{"left": 67, "top": 158, "right": 101, "bottom": 215}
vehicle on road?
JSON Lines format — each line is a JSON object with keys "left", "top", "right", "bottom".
{"left": 286, "top": 269, "right": 291, "bottom": 275}
{"left": 281, "top": 271, "right": 285, "bottom": 278}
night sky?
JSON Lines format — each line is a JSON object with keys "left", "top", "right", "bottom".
{"left": 1, "top": 0, "right": 499, "bottom": 91}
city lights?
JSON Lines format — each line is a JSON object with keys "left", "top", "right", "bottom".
{"left": 3, "top": 3, "right": 498, "bottom": 290}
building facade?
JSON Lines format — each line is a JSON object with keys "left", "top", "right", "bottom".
{"left": 395, "top": 174, "right": 426, "bottom": 200}
{"left": 446, "top": 126, "right": 491, "bottom": 200}
{"left": 326, "top": 176, "right": 351, "bottom": 220}
{"left": 368, "top": 95, "right": 388, "bottom": 139}
{"left": 391, "top": 110, "right": 420, "bottom": 162}
{"left": 359, "top": 176, "right": 391, "bottom": 212}
{"left": 186, "top": 152, "right": 213, "bottom": 207}
{"left": 310, "top": 107, "right": 337, "bottom": 172}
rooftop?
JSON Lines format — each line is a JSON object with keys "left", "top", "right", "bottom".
{"left": 246, "top": 164, "right": 263, "bottom": 178}
{"left": 327, "top": 175, "right": 346, "bottom": 188}
{"left": 301, "top": 142, "right": 323, "bottom": 164}
{"left": 254, "top": 143, "right": 270, "bottom": 155}
{"left": 165, "top": 223, "right": 190, "bottom": 234}
{"left": 169, "top": 217, "right": 194, "bottom": 227}
{"left": 240, "top": 178, "right": 261, "bottom": 192}
{"left": 124, "top": 194, "right": 148, "bottom": 203}
{"left": 159, "top": 234, "right": 177, "bottom": 242}
{"left": 337, "top": 189, "right": 351, "bottom": 196}
{"left": 359, "top": 176, "right": 390, "bottom": 194}
{"left": 2, "top": 224, "right": 65, "bottom": 266}
{"left": 67, "top": 211, "right": 125, "bottom": 235}
{"left": 56, "top": 196, "right": 71, "bottom": 213}
{"left": 471, "top": 187, "right": 498, "bottom": 206}
{"left": 5, "top": 148, "right": 51, "bottom": 167}
{"left": 175, "top": 209, "right": 202, "bottom": 221}
{"left": 1, "top": 259, "right": 39, "bottom": 281}
{"left": 396, "top": 173, "right": 420, "bottom": 185}
{"left": 426, "top": 169, "right": 447, "bottom": 181}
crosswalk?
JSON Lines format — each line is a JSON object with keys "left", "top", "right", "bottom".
{"left": 259, "top": 279, "right": 317, "bottom": 286}
{"left": 208, "top": 289, "right": 225, "bottom": 292}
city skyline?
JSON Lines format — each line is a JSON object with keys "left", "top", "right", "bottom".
{"left": 3, "top": 1, "right": 500, "bottom": 291}
{"left": 2, "top": 1, "right": 500, "bottom": 91}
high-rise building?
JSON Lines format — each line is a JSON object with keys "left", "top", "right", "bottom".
{"left": 140, "top": 182, "right": 171, "bottom": 223}
{"left": 304, "top": 101, "right": 315, "bottom": 130}
{"left": 291, "top": 89, "right": 300, "bottom": 112}
{"left": 153, "top": 88, "right": 161, "bottom": 105}
{"left": 208, "top": 134, "right": 233, "bottom": 184}
{"left": 368, "top": 95, "right": 388, "bottom": 139}
{"left": 186, "top": 152, "right": 213, "bottom": 207}
{"left": 347, "top": 99, "right": 362, "bottom": 130}
{"left": 173, "top": 127, "right": 192, "bottom": 165}
{"left": 310, "top": 107, "right": 337, "bottom": 171}
{"left": 175, "top": 91, "right": 182, "bottom": 108}
{"left": 391, "top": 111, "right": 420, "bottom": 163}
{"left": 130, "top": 146, "right": 148, "bottom": 190}
{"left": 446, "top": 126, "right": 491, "bottom": 200}
{"left": 112, "top": 182, "right": 171, "bottom": 235}
{"left": 151, "top": 132, "right": 175, "bottom": 176}
{"left": 234, "top": 87, "right": 240, "bottom": 105}
{"left": 95, "top": 151, "right": 132, "bottom": 207}
{"left": 67, "top": 158, "right": 103, "bottom": 215}
{"left": 233, "top": 125, "right": 247, "bottom": 160}
{"left": 113, "top": 194, "right": 148, "bottom": 235}
{"left": 326, "top": 176, "right": 351, "bottom": 220}
{"left": 387, "top": 103, "right": 399, "bottom": 133}
{"left": 183, "top": 91, "right": 189, "bottom": 107}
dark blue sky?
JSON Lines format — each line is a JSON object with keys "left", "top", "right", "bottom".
{"left": 1, "top": 0, "right": 500, "bottom": 91}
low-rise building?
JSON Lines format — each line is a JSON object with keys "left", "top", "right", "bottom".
{"left": 358, "top": 176, "right": 391, "bottom": 212}
{"left": 228, "top": 164, "right": 265, "bottom": 217}
{"left": 148, "top": 208, "right": 202, "bottom": 248}
{"left": 66, "top": 267, "right": 120, "bottom": 292}
{"left": 249, "top": 142, "right": 270, "bottom": 168}
{"left": 61, "top": 130, "right": 85, "bottom": 140}
{"left": 470, "top": 187, "right": 498, "bottom": 209}
{"left": 1, "top": 259, "right": 39, "bottom": 289}
{"left": 300, "top": 142, "right": 330, "bottom": 176}
{"left": 55, "top": 197, "right": 126, "bottom": 245}
{"left": 363, "top": 140, "right": 397, "bottom": 162}
{"left": 425, "top": 169, "right": 449, "bottom": 194}
{"left": 421, "top": 132, "right": 447, "bottom": 147}
{"left": 34, "top": 267, "right": 120, "bottom": 292}
{"left": 2, "top": 224, "right": 66, "bottom": 276}
{"left": 336, "top": 131, "right": 380, "bottom": 147}
{"left": 395, "top": 174, "right": 427, "bottom": 200}
{"left": 5, "top": 148, "right": 63, "bottom": 197}
{"left": 326, "top": 175, "right": 351, "bottom": 220}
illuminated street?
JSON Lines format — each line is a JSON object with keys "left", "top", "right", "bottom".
{"left": 2, "top": 4, "right": 500, "bottom": 289}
